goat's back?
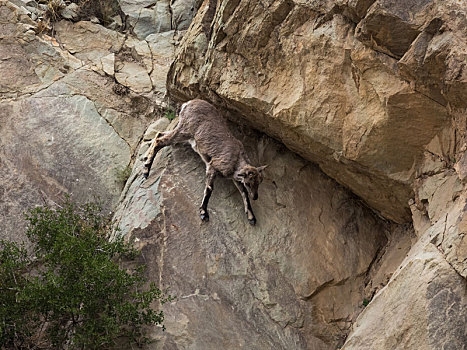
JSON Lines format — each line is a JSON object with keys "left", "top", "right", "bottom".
{"left": 178, "top": 100, "right": 227, "bottom": 134}
{"left": 178, "top": 100, "right": 245, "bottom": 176}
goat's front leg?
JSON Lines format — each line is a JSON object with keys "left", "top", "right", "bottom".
{"left": 199, "top": 166, "right": 217, "bottom": 222}
{"left": 233, "top": 180, "right": 256, "bottom": 226}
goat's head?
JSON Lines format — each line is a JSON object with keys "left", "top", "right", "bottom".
{"left": 235, "top": 165, "right": 268, "bottom": 200}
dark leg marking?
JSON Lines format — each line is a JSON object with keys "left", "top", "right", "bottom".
{"left": 200, "top": 167, "right": 216, "bottom": 222}
{"left": 233, "top": 181, "right": 256, "bottom": 225}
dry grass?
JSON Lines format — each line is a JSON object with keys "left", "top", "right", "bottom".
{"left": 71, "top": 0, "right": 121, "bottom": 25}
{"left": 45, "top": 0, "right": 64, "bottom": 21}
{"left": 34, "top": 0, "right": 122, "bottom": 34}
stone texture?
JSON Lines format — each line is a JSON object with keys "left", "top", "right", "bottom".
{"left": 53, "top": 19, "right": 178, "bottom": 96}
{"left": 142, "top": 117, "right": 170, "bottom": 141}
{"left": 0, "top": 1, "right": 155, "bottom": 242}
{"left": 0, "top": 1, "right": 82, "bottom": 98}
{"left": 344, "top": 162, "right": 467, "bottom": 349}
{"left": 118, "top": 0, "right": 199, "bottom": 39}
{"left": 167, "top": 0, "right": 465, "bottom": 223}
{"left": 119, "top": 0, "right": 158, "bottom": 14}
{"left": 0, "top": 88, "right": 130, "bottom": 242}
{"left": 343, "top": 102, "right": 467, "bottom": 350}
{"left": 411, "top": 123, "right": 467, "bottom": 280}
{"left": 112, "top": 120, "right": 393, "bottom": 349}
{"left": 171, "top": 0, "right": 198, "bottom": 30}
{"left": 342, "top": 237, "right": 466, "bottom": 350}
{"left": 36, "top": 67, "right": 155, "bottom": 151}
{"left": 131, "top": 7, "right": 168, "bottom": 40}
{"left": 55, "top": 20, "right": 125, "bottom": 65}
{"left": 398, "top": 1, "right": 467, "bottom": 108}
{"left": 115, "top": 61, "right": 153, "bottom": 93}
{"left": 355, "top": 0, "right": 432, "bottom": 59}
{"left": 2, "top": 0, "right": 467, "bottom": 349}
{"left": 61, "top": 2, "right": 79, "bottom": 20}
{"left": 162, "top": 1, "right": 467, "bottom": 348}
{"left": 147, "top": 31, "right": 176, "bottom": 94}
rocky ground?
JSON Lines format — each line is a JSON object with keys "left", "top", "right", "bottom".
{"left": 1, "top": 0, "right": 466, "bottom": 349}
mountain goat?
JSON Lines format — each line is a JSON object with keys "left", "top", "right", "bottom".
{"left": 143, "top": 99, "right": 267, "bottom": 225}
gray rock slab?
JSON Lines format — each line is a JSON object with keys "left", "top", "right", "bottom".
{"left": 128, "top": 1, "right": 171, "bottom": 40}
{"left": 115, "top": 61, "right": 153, "bottom": 93}
{"left": 0, "top": 94, "right": 130, "bottom": 242}
{"left": 343, "top": 231, "right": 467, "bottom": 350}
{"left": 54, "top": 20, "right": 125, "bottom": 65}
{"left": 113, "top": 124, "right": 389, "bottom": 349}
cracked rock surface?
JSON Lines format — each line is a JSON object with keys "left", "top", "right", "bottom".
{"left": 113, "top": 121, "right": 394, "bottom": 349}
{"left": 1, "top": 0, "right": 466, "bottom": 349}
{"left": 118, "top": 0, "right": 200, "bottom": 40}
{"left": 0, "top": 0, "right": 175, "bottom": 241}
{"left": 168, "top": 0, "right": 467, "bottom": 224}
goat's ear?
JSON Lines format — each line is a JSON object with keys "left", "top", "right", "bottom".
{"left": 257, "top": 165, "right": 268, "bottom": 173}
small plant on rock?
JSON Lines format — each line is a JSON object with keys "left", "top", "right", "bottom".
{"left": 115, "top": 165, "right": 132, "bottom": 188}
{"left": 45, "top": 0, "right": 65, "bottom": 22}
{"left": 164, "top": 108, "right": 176, "bottom": 121}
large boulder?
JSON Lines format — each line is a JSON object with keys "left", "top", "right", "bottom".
{"left": 342, "top": 235, "right": 466, "bottom": 349}
{"left": 343, "top": 135, "right": 467, "bottom": 349}
{"left": 0, "top": 1, "right": 156, "bottom": 242}
{"left": 112, "top": 119, "right": 400, "bottom": 349}
{"left": 167, "top": 0, "right": 466, "bottom": 223}
{"left": 118, "top": 0, "right": 200, "bottom": 40}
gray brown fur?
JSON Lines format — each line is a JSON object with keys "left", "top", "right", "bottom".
{"left": 143, "top": 99, "right": 267, "bottom": 225}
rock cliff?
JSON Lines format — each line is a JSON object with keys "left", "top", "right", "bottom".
{"left": 1, "top": 0, "right": 465, "bottom": 349}
{"left": 168, "top": 0, "right": 466, "bottom": 224}
{"left": 113, "top": 119, "right": 399, "bottom": 348}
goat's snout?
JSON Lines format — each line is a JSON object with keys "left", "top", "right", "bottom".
{"left": 248, "top": 188, "right": 258, "bottom": 200}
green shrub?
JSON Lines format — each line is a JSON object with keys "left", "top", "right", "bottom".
{"left": 0, "top": 241, "right": 40, "bottom": 348}
{"left": 0, "top": 200, "right": 171, "bottom": 349}
{"left": 115, "top": 165, "right": 132, "bottom": 188}
{"left": 164, "top": 109, "right": 176, "bottom": 121}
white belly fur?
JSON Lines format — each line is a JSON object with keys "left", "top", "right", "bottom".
{"left": 188, "top": 139, "right": 199, "bottom": 154}
{"left": 188, "top": 139, "right": 211, "bottom": 165}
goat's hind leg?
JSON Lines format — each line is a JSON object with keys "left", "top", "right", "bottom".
{"left": 143, "top": 132, "right": 162, "bottom": 179}
{"left": 143, "top": 129, "right": 184, "bottom": 179}
{"left": 233, "top": 180, "right": 256, "bottom": 225}
{"left": 199, "top": 166, "right": 216, "bottom": 222}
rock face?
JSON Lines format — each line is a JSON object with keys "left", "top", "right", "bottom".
{"left": 1, "top": 0, "right": 466, "bottom": 349}
{"left": 0, "top": 0, "right": 176, "bottom": 241}
{"left": 118, "top": 0, "right": 200, "bottom": 40}
{"left": 162, "top": 0, "right": 467, "bottom": 348}
{"left": 167, "top": 0, "right": 466, "bottom": 224}
{"left": 113, "top": 120, "right": 393, "bottom": 349}
{"left": 343, "top": 115, "right": 467, "bottom": 349}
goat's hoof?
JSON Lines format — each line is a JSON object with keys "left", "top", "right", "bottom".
{"left": 143, "top": 171, "right": 149, "bottom": 179}
{"left": 248, "top": 217, "right": 256, "bottom": 226}
{"left": 200, "top": 211, "right": 209, "bottom": 222}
